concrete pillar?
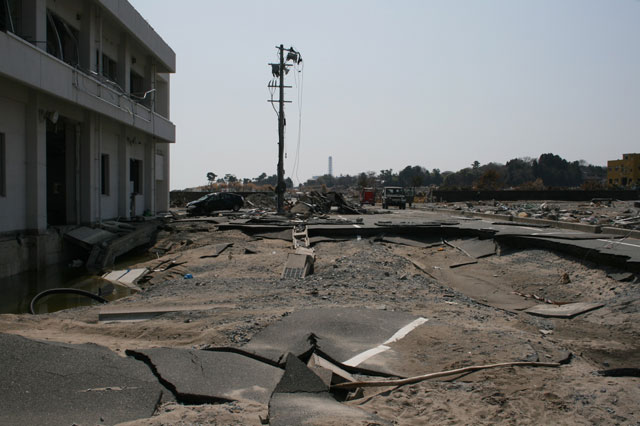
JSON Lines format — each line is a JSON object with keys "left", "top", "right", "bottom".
{"left": 155, "top": 144, "right": 170, "bottom": 211}
{"left": 144, "top": 137, "right": 155, "bottom": 214}
{"left": 79, "top": 2, "right": 96, "bottom": 72}
{"left": 144, "top": 56, "right": 155, "bottom": 110}
{"left": 117, "top": 33, "right": 131, "bottom": 93}
{"left": 21, "top": 0, "right": 46, "bottom": 50}
{"left": 64, "top": 122, "right": 77, "bottom": 224}
{"left": 24, "top": 91, "right": 46, "bottom": 232}
{"left": 79, "top": 111, "right": 97, "bottom": 224}
{"left": 117, "top": 125, "right": 129, "bottom": 218}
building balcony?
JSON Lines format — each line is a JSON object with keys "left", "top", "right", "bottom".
{"left": 0, "top": 30, "right": 175, "bottom": 143}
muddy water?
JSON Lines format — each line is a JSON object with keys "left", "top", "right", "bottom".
{"left": 0, "top": 251, "right": 154, "bottom": 314}
{"left": 0, "top": 265, "right": 135, "bottom": 314}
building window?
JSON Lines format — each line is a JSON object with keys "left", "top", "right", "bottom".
{"left": 46, "top": 11, "right": 79, "bottom": 66}
{"left": 101, "top": 154, "right": 110, "bottom": 195}
{"left": 130, "top": 71, "right": 151, "bottom": 108}
{"left": 96, "top": 50, "right": 118, "bottom": 82}
{"left": 1, "top": 0, "right": 21, "bottom": 34}
{"left": 130, "top": 159, "right": 142, "bottom": 195}
{"left": 0, "top": 133, "right": 5, "bottom": 197}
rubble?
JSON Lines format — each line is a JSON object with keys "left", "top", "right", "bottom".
{"left": 431, "top": 199, "right": 640, "bottom": 230}
{"left": 4, "top": 205, "right": 640, "bottom": 425}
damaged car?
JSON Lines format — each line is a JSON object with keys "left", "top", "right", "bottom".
{"left": 186, "top": 192, "right": 244, "bottom": 216}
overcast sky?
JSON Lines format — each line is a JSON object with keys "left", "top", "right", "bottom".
{"left": 129, "top": 0, "right": 640, "bottom": 190}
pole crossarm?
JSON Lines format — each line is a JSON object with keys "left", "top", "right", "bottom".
{"left": 267, "top": 43, "right": 302, "bottom": 215}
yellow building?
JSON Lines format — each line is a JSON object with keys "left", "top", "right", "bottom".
{"left": 607, "top": 153, "right": 640, "bottom": 188}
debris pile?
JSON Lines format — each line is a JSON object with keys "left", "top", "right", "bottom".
{"left": 436, "top": 199, "right": 640, "bottom": 230}
{"left": 290, "top": 191, "right": 364, "bottom": 217}
{"left": 245, "top": 193, "right": 277, "bottom": 210}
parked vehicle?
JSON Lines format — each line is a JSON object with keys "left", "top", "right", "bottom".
{"left": 382, "top": 186, "right": 406, "bottom": 209}
{"left": 405, "top": 187, "right": 415, "bottom": 207}
{"left": 186, "top": 192, "right": 244, "bottom": 215}
{"left": 360, "top": 187, "right": 376, "bottom": 205}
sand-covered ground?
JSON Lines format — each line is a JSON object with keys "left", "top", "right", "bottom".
{"left": 1, "top": 210, "right": 639, "bottom": 425}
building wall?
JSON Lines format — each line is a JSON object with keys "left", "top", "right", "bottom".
{"left": 0, "top": 88, "right": 27, "bottom": 233}
{"left": 607, "top": 154, "right": 640, "bottom": 188}
{"left": 100, "top": 120, "right": 120, "bottom": 219}
{"left": 0, "top": 0, "right": 175, "bottom": 278}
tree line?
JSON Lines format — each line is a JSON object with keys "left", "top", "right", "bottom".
{"left": 304, "top": 153, "right": 606, "bottom": 190}
{"left": 201, "top": 153, "right": 606, "bottom": 192}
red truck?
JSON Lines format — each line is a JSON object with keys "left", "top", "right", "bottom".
{"left": 360, "top": 187, "right": 376, "bottom": 205}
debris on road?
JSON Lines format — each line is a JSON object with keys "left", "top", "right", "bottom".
{"left": 525, "top": 302, "right": 605, "bottom": 318}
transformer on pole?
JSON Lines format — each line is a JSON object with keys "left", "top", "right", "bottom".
{"left": 267, "top": 45, "right": 302, "bottom": 214}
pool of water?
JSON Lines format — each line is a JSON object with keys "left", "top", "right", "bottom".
{"left": 0, "top": 250, "right": 155, "bottom": 314}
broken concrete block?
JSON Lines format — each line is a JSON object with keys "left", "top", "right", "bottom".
{"left": 525, "top": 302, "right": 604, "bottom": 318}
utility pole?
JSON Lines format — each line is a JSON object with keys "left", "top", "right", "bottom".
{"left": 268, "top": 45, "right": 301, "bottom": 215}
{"left": 277, "top": 44, "right": 285, "bottom": 214}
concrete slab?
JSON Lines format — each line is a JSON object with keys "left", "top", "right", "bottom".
{"left": 99, "top": 303, "right": 234, "bottom": 322}
{"left": 65, "top": 226, "right": 115, "bottom": 249}
{"left": 118, "top": 268, "right": 148, "bottom": 284}
{"left": 525, "top": 302, "right": 605, "bottom": 318}
{"left": 0, "top": 333, "right": 165, "bottom": 426}
{"left": 127, "top": 348, "right": 283, "bottom": 404}
{"left": 307, "top": 353, "right": 356, "bottom": 384}
{"left": 242, "top": 308, "right": 425, "bottom": 375}
{"left": 253, "top": 229, "right": 293, "bottom": 242}
{"left": 281, "top": 253, "right": 313, "bottom": 279}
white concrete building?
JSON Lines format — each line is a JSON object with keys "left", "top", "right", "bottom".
{"left": 0, "top": 0, "right": 175, "bottom": 276}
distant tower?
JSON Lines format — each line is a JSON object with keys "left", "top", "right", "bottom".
{"left": 328, "top": 156, "right": 333, "bottom": 176}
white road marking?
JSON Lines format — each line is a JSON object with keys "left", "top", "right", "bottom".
{"left": 343, "top": 317, "right": 428, "bottom": 367}
{"left": 383, "top": 317, "right": 429, "bottom": 344}
{"left": 597, "top": 239, "right": 640, "bottom": 249}
{"left": 343, "top": 346, "right": 390, "bottom": 367}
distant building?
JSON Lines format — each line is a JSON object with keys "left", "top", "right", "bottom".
{"left": 0, "top": 0, "right": 175, "bottom": 276}
{"left": 607, "top": 154, "right": 640, "bottom": 188}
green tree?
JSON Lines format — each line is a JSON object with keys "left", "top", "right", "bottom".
{"left": 206, "top": 172, "right": 217, "bottom": 185}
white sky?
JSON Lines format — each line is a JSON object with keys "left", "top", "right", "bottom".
{"left": 128, "top": 0, "right": 640, "bottom": 189}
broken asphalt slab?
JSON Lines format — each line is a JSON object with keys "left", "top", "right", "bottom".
{"left": 268, "top": 354, "right": 382, "bottom": 426}
{"left": 445, "top": 237, "right": 496, "bottom": 259}
{"left": 0, "top": 333, "right": 166, "bottom": 426}
{"left": 241, "top": 308, "right": 427, "bottom": 376}
{"left": 375, "top": 235, "right": 442, "bottom": 248}
{"left": 199, "top": 242, "right": 233, "bottom": 258}
{"left": 221, "top": 215, "right": 640, "bottom": 270}
{"left": 126, "top": 348, "right": 283, "bottom": 404}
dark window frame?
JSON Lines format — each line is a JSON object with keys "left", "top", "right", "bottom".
{"left": 130, "top": 158, "right": 143, "bottom": 195}
{"left": 101, "top": 153, "right": 110, "bottom": 195}
{"left": 46, "top": 10, "right": 79, "bottom": 66}
{"left": 0, "top": 133, "right": 5, "bottom": 197}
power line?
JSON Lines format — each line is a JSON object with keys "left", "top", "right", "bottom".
{"left": 267, "top": 44, "right": 302, "bottom": 214}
